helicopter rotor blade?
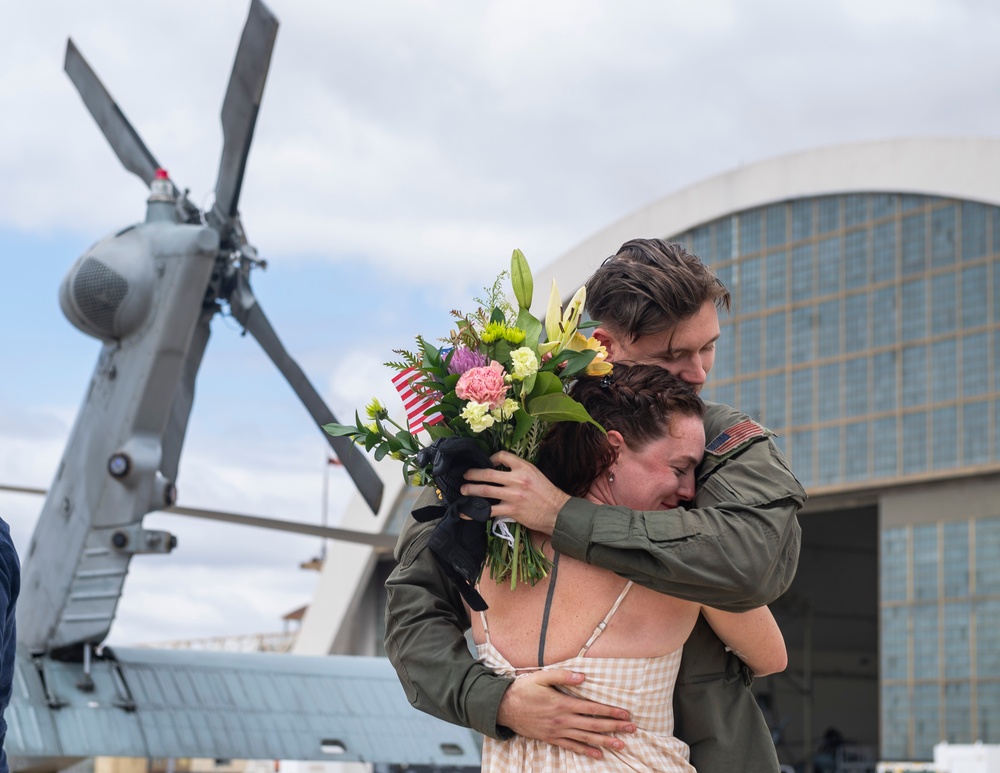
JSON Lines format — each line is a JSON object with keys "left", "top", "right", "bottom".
{"left": 64, "top": 39, "right": 175, "bottom": 194}
{"left": 210, "top": 0, "right": 278, "bottom": 231}
{"left": 166, "top": 504, "right": 396, "bottom": 551}
{"left": 228, "top": 274, "right": 384, "bottom": 515}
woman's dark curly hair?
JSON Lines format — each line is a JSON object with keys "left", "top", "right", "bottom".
{"left": 536, "top": 364, "right": 704, "bottom": 498}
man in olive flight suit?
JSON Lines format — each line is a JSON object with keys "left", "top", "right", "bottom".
{"left": 384, "top": 238, "right": 805, "bottom": 771}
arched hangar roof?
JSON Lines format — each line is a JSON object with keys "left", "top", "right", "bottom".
{"left": 545, "top": 137, "right": 1000, "bottom": 290}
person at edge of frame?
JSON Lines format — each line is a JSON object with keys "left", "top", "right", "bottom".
{"left": 0, "top": 517, "right": 20, "bottom": 773}
{"left": 383, "top": 238, "right": 806, "bottom": 772}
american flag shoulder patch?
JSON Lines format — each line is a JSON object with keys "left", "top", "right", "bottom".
{"left": 704, "top": 418, "right": 769, "bottom": 459}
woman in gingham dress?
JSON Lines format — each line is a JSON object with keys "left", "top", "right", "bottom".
{"left": 469, "top": 366, "right": 787, "bottom": 771}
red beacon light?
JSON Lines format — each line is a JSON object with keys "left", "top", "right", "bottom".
{"left": 148, "top": 167, "right": 175, "bottom": 203}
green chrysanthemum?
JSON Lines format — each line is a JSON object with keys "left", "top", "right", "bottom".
{"left": 480, "top": 321, "right": 526, "bottom": 345}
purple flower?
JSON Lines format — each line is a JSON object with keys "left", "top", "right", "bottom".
{"left": 447, "top": 346, "right": 488, "bottom": 376}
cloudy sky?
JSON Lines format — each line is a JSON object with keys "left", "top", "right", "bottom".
{"left": 2, "top": 0, "right": 999, "bottom": 647}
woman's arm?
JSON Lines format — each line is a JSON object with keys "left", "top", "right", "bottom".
{"left": 699, "top": 605, "right": 787, "bottom": 677}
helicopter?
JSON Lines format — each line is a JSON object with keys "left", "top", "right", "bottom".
{"left": 4, "top": 1, "right": 480, "bottom": 769}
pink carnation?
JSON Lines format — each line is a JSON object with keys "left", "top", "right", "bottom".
{"left": 455, "top": 360, "right": 508, "bottom": 410}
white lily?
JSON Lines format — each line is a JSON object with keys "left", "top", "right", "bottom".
{"left": 540, "top": 280, "right": 587, "bottom": 356}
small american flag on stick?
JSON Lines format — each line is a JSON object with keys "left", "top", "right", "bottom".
{"left": 391, "top": 367, "right": 444, "bottom": 434}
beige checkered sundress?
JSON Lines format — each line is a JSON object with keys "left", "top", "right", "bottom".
{"left": 477, "top": 581, "right": 695, "bottom": 772}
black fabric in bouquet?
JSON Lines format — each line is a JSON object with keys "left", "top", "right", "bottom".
{"left": 413, "top": 437, "right": 498, "bottom": 611}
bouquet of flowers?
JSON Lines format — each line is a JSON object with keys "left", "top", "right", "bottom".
{"left": 325, "top": 249, "right": 611, "bottom": 591}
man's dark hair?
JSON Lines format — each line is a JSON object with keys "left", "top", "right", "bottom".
{"left": 537, "top": 363, "right": 704, "bottom": 498}
{"left": 585, "top": 238, "right": 731, "bottom": 343}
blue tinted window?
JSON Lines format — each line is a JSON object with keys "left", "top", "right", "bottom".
{"left": 739, "top": 257, "right": 762, "bottom": 314}
{"left": 817, "top": 427, "right": 840, "bottom": 484}
{"left": 961, "top": 265, "right": 987, "bottom": 328}
{"left": 740, "top": 377, "right": 761, "bottom": 421}
{"left": 845, "top": 194, "right": 868, "bottom": 226}
{"left": 765, "top": 373, "right": 786, "bottom": 430}
{"left": 716, "top": 218, "right": 734, "bottom": 261}
{"left": 943, "top": 523, "right": 970, "bottom": 599}
{"left": 963, "top": 401, "right": 990, "bottom": 465}
{"left": 790, "top": 430, "right": 814, "bottom": 486}
{"left": 913, "top": 682, "right": 940, "bottom": 759}
{"left": 976, "top": 519, "right": 1000, "bottom": 595}
{"left": 901, "top": 212, "right": 926, "bottom": 275}
{"left": 881, "top": 606, "right": 908, "bottom": 678}
{"left": 913, "top": 606, "right": 940, "bottom": 681}
{"left": 817, "top": 236, "right": 841, "bottom": 295}
{"left": 901, "top": 194, "right": 925, "bottom": 211}
{"left": 765, "top": 204, "right": 786, "bottom": 247}
{"left": 903, "top": 411, "right": 928, "bottom": 474}
{"left": 902, "top": 345, "right": 927, "bottom": 407}
{"left": 791, "top": 368, "right": 814, "bottom": 426}
{"left": 944, "top": 610, "right": 971, "bottom": 679}
{"left": 715, "top": 263, "right": 734, "bottom": 298}
{"left": 765, "top": 312, "right": 786, "bottom": 369}
{"left": 817, "top": 300, "right": 840, "bottom": 358}
{"left": 962, "top": 332, "right": 988, "bottom": 397}
{"left": 913, "top": 525, "right": 939, "bottom": 601}
{"left": 739, "top": 210, "right": 762, "bottom": 256}
{"left": 844, "top": 357, "right": 869, "bottom": 417}
{"left": 691, "top": 225, "right": 712, "bottom": 261}
{"left": 931, "top": 206, "right": 956, "bottom": 267}
{"left": 845, "top": 293, "right": 869, "bottom": 353}
{"left": 739, "top": 317, "right": 761, "bottom": 375}
{"left": 792, "top": 244, "right": 814, "bottom": 301}
{"left": 978, "top": 682, "right": 1000, "bottom": 743}
{"left": 872, "top": 287, "right": 897, "bottom": 348}
{"left": 844, "top": 229, "right": 869, "bottom": 289}
{"left": 791, "top": 307, "right": 814, "bottom": 364}
{"left": 818, "top": 363, "right": 841, "bottom": 421}
{"left": 881, "top": 684, "right": 909, "bottom": 760}
{"left": 873, "top": 351, "right": 897, "bottom": 413}
{"left": 931, "top": 272, "right": 957, "bottom": 335}
{"left": 932, "top": 406, "right": 958, "bottom": 469}
{"left": 818, "top": 197, "right": 840, "bottom": 233}
{"left": 792, "top": 200, "right": 813, "bottom": 241}
{"left": 845, "top": 421, "right": 869, "bottom": 481}
{"left": 976, "top": 599, "right": 1000, "bottom": 677}
{"left": 873, "top": 222, "right": 897, "bottom": 282}
{"left": 931, "top": 339, "right": 957, "bottom": 402}
{"left": 901, "top": 279, "right": 926, "bottom": 342}
{"left": 765, "top": 251, "right": 787, "bottom": 308}
{"left": 714, "top": 327, "right": 735, "bottom": 381}
{"left": 961, "top": 202, "right": 987, "bottom": 260}
{"left": 872, "top": 194, "right": 897, "bottom": 220}
{"left": 873, "top": 416, "right": 897, "bottom": 477}
{"left": 882, "top": 528, "right": 908, "bottom": 602}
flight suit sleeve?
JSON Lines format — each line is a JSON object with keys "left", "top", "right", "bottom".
{"left": 551, "top": 402, "right": 805, "bottom": 612}
{"left": 383, "top": 491, "right": 513, "bottom": 738}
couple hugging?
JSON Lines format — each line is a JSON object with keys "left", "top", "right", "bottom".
{"left": 385, "top": 238, "right": 806, "bottom": 771}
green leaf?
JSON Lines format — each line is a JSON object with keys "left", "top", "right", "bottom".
{"left": 364, "top": 433, "right": 381, "bottom": 451}
{"left": 528, "top": 371, "right": 564, "bottom": 398}
{"left": 425, "top": 423, "right": 455, "bottom": 440}
{"left": 490, "top": 306, "right": 506, "bottom": 325}
{"left": 515, "top": 307, "right": 543, "bottom": 350}
{"left": 323, "top": 422, "right": 362, "bottom": 438}
{"left": 510, "top": 408, "right": 535, "bottom": 445}
{"left": 557, "top": 349, "right": 598, "bottom": 378}
{"left": 374, "top": 443, "right": 391, "bottom": 461}
{"left": 510, "top": 248, "right": 533, "bottom": 310}
{"left": 527, "top": 392, "right": 604, "bottom": 429}
{"left": 520, "top": 372, "right": 537, "bottom": 395}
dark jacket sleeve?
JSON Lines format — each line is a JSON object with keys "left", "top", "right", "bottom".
{"left": 551, "top": 402, "right": 805, "bottom": 612}
{"left": 0, "top": 518, "right": 20, "bottom": 773}
{"left": 383, "top": 491, "right": 513, "bottom": 738}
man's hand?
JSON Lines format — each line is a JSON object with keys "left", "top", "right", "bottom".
{"left": 461, "top": 451, "right": 571, "bottom": 535}
{"left": 497, "top": 670, "right": 635, "bottom": 759}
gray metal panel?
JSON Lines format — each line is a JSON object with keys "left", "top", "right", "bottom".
{"left": 7, "top": 649, "right": 480, "bottom": 767}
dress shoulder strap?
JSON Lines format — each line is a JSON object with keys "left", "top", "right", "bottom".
{"left": 578, "top": 581, "right": 634, "bottom": 657}
{"left": 475, "top": 583, "right": 492, "bottom": 644}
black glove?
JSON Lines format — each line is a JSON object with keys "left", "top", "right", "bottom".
{"left": 410, "top": 437, "right": 498, "bottom": 610}
{"left": 427, "top": 515, "right": 489, "bottom": 611}
{"left": 412, "top": 437, "right": 497, "bottom": 523}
